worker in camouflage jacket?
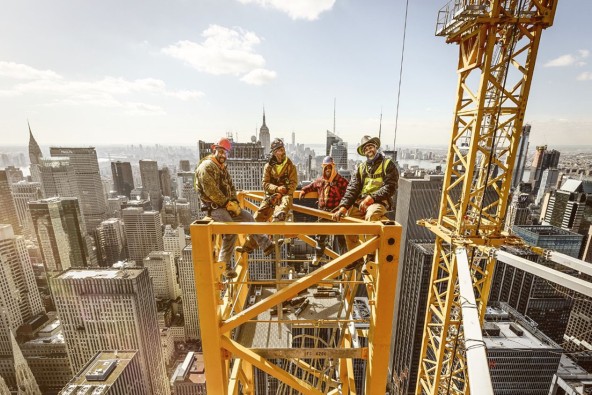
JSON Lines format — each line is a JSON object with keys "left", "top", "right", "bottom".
{"left": 332, "top": 135, "right": 399, "bottom": 270}
{"left": 195, "top": 137, "right": 275, "bottom": 275}
{"left": 256, "top": 138, "right": 298, "bottom": 222}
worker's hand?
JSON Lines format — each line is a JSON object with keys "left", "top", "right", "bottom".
{"left": 278, "top": 186, "right": 288, "bottom": 195}
{"left": 331, "top": 207, "right": 348, "bottom": 222}
{"left": 298, "top": 190, "right": 306, "bottom": 200}
{"left": 226, "top": 200, "right": 241, "bottom": 217}
{"left": 358, "top": 195, "right": 374, "bottom": 214}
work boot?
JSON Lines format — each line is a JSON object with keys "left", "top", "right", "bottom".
{"left": 311, "top": 255, "right": 322, "bottom": 267}
{"left": 223, "top": 265, "right": 237, "bottom": 279}
{"left": 263, "top": 238, "right": 284, "bottom": 256}
{"left": 235, "top": 237, "right": 257, "bottom": 254}
{"left": 235, "top": 244, "right": 254, "bottom": 254}
{"left": 272, "top": 212, "right": 286, "bottom": 222}
{"left": 343, "top": 258, "right": 364, "bottom": 271}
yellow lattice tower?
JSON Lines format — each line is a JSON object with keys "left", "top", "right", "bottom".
{"left": 416, "top": 1, "right": 558, "bottom": 394}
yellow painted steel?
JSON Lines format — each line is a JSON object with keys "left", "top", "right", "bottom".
{"left": 416, "top": 1, "right": 558, "bottom": 394}
{"left": 191, "top": 191, "right": 402, "bottom": 394}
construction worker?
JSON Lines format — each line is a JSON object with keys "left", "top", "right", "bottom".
{"left": 331, "top": 135, "right": 399, "bottom": 269}
{"left": 259, "top": 138, "right": 298, "bottom": 222}
{"left": 299, "top": 156, "right": 349, "bottom": 266}
{"left": 195, "top": 137, "right": 276, "bottom": 275}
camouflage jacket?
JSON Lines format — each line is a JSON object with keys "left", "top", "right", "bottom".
{"left": 262, "top": 157, "right": 298, "bottom": 196}
{"left": 195, "top": 155, "right": 236, "bottom": 207}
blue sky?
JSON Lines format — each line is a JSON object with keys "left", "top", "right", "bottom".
{"left": 0, "top": 0, "right": 590, "bottom": 149}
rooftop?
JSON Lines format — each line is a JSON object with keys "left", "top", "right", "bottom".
{"left": 57, "top": 268, "right": 143, "bottom": 280}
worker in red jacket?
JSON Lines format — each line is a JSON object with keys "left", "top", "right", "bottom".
{"left": 299, "top": 156, "right": 349, "bottom": 266}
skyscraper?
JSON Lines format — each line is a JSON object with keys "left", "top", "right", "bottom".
{"left": 143, "top": 251, "right": 180, "bottom": 300}
{"left": 329, "top": 140, "right": 348, "bottom": 171}
{"left": 96, "top": 218, "right": 127, "bottom": 266}
{"left": 29, "top": 197, "right": 90, "bottom": 274}
{"left": 159, "top": 166, "right": 172, "bottom": 197}
{"left": 28, "top": 123, "right": 43, "bottom": 184}
{"left": 179, "top": 245, "right": 200, "bottom": 341}
{"left": 511, "top": 124, "right": 531, "bottom": 188}
{"left": 38, "top": 157, "right": 78, "bottom": 199}
{"left": 122, "top": 207, "right": 163, "bottom": 263}
{"left": 529, "top": 145, "right": 560, "bottom": 195}
{"left": 50, "top": 268, "right": 170, "bottom": 395}
{"left": 535, "top": 168, "right": 559, "bottom": 205}
{"left": 162, "top": 225, "right": 186, "bottom": 259}
{"left": 259, "top": 109, "right": 270, "bottom": 154}
{"left": 0, "top": 224, "right": 44, "bottom": 387}
{"left": 391, "top": 241, "right": 434, "bottom": 395}
{"left": 4, "top": 166, "right": 24, "bottom": 185}
{"left": 543, "top": 179, "right": 587, "bottom": 233}
{"left": 513, "top": 225, "right": 584, "bottom": 258}
{"left": 0, "top": 170, "right": 20, "bottom": 234}
{"left": 504, "top": 192, "right": 532, "bottom": 233}
{"left": 11, "top": 181, "right": 43, "bottom": 239}
{"left": 179, "top": 160, "right": 191, "bottom": 172}
{"left": 484, "top": 303, "right": 562, "bottom": 394}
{"left": 49, "top": 147, "right": 108, "bottom": 232}
{"left": 111, "top": 161, "right": 134, "bottom": 198}
{"left": 489, "top": 245, "right": 572, "bottom": 344}
{"left": 140, "top": 160, "right": 163, "bottom": 211}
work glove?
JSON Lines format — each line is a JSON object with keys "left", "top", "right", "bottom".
{"left": 298, "top": 190, "right": 306, "bottom": 200}
{"left": 226, "top": 200, "right": 241, "bottom": 217}
{"left": 359, "top": 195, "right": 374, "bottom": 214}
{"left": 278, "top": 186, "right": 288, "bottom": 195}
{"left": 331, "top": 206, "right": 348, "bottom": 222}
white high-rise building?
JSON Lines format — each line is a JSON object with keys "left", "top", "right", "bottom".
{"left": 96, "top": 218, "right": 127, "bottom": 266}
{"left": 50, "top": 268, "right": 171, "bottom": 395}
{"left": 143, "top": 251, "right": 180, "bottom": 300}
{"left": 122, "top": 207, "right": 163, "bottom": 263}
{"left": 10, "top": 181, "right": 43, "bottom": 240}
{"left": 163, "top": 225, "right": 186, "bottom": 259}
{"left": 179, "top": 245, "right": 200, "bottom": 341}
{"left": 0, "top": 224, "right": 44, "bottom": 388}
{"left": 49, "top": 147, "right": 108, "bottom": 232}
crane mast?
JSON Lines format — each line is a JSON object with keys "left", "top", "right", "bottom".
{"left": 416, "top": 1, "right": 558, "bottom": 394}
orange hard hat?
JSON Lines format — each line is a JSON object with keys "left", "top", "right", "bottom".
{"left": 212, "top": 137, "right": 232, "bottom": 152}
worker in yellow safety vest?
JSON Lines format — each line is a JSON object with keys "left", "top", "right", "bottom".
{"left": 331, "top": 135, "right": 399, "bottom": 270}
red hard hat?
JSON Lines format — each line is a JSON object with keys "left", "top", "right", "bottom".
{"left": 212, "top": 137, "right": 232, "bottom": 152}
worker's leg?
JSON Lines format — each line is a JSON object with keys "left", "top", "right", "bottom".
{"left": 254, "top": 200, "right": 274, "bottom": 222}
{"left": 272, "top": 195, "right": 293, "bottom": 221}
{"left": 234, "top": 209, "right": 272, "bottom": 252}
{"left": 209, "top": 208, "right": 236, "bottom": 266}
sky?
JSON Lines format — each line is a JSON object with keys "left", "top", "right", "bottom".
{"left": 0, "top": 0, "right": 590, "bottom": 149}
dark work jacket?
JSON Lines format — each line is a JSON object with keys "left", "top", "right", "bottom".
{"left": 339, "top": 153, "right": 399, "bottom": 210}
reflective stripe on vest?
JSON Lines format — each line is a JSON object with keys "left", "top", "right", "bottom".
{"left": 360, "top": 158, "right": 391, "bottom": 196}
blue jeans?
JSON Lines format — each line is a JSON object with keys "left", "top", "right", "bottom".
{"left": 209, "top": 208, "right": 272, "bottom": 265}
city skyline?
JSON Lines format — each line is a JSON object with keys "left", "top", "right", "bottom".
{"left": 0, "top": 1, "right": 591, "bottom": 148}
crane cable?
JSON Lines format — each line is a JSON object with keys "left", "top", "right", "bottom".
{"left": 392, "top": 0, "right": 410, "bottom": 158}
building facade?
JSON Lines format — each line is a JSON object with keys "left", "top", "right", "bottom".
{"left": 50, "top": 268, "right": 170, "bottom": 395}
{"left": 96, "top": 218, "right": 127, "bottom": 266}
{"left": 111, "top": 161, "right": 134, "bottom": 198}
{"left": 180, "top": 245, "right": 200, "bottom": 341}
{"left": 0, "top": 170, "right": 20, "bottom": 234}
{"left": 49, "top": 147, "right": 108, "bottom": 233}
{"left": 122, "top": 207, "right": 163, "bottom": 263}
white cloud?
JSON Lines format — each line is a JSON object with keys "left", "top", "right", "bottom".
{"left": 162, "top": 24, "right": 276, "bottom": 85}
{"left": 0, "top": 61, "right": 62, "bottom": 80}
{"left": 544, "top": 50, "right": 589, "bottom": 67}
{"left": 240, "top": 68, "right": 277, "bottom": 85}
{"left": 577, "top": 72, "right": 592, "bottom": 81}
{"left": 237, "top": 0, "right": 335, "bottom": 21}
{"left": 0, "top": 62, "right": 203, "bottom": 113}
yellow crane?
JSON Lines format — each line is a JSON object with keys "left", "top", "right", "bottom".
{"left": 416, "top": 1, "right": 558, "bottom": 394}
